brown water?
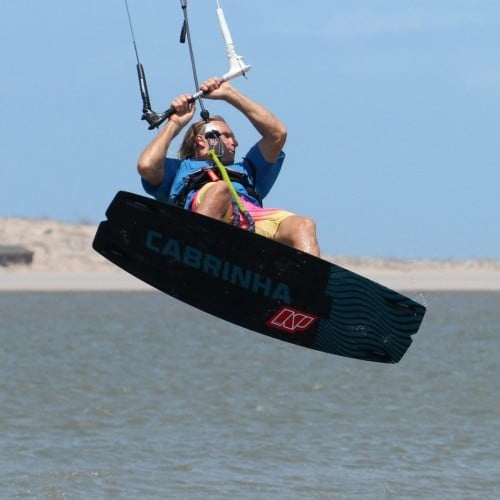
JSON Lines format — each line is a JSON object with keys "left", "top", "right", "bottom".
{"left": 1, "top": 291, "right": 499, "bottom": 498}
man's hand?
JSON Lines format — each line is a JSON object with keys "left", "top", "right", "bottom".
{"left": 169, "top": 93, "right": 197, "bottom": 127}
{"left": 199, "top": 77, "right": 233, "bottom": 101}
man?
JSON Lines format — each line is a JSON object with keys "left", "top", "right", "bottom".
{"left": 137, "top": 77, "right": 320, "bottom": 257}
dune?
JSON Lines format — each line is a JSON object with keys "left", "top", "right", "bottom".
{"left": 1, "top": 217, "right": 499, "bottom": 292}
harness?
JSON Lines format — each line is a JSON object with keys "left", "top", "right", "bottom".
{"left": 172, "top": 161, "right": 262, "bottom": 210}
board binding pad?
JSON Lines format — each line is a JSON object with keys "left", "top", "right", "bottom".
{"left": 93, "top": 191, "right": 426, "bottom": 363}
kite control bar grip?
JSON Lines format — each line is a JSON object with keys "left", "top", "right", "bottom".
{"left": 141, "top": 66, "right": 251, "bottom": 130}
{"left": 141, "top": 94, "right": 200, "bottom": 130}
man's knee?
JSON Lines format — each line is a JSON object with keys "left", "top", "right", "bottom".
{"left": 194, "top": 181, "right": 232, "bottom": 219}
{"left": 275, "top": 215, "right": 320, "bottom": 256}
{"left": 277, "top": 215, "right": 317, "bottom": 241}
{"left": 297, "top": 216, "right": 316, "bottom": 236}
{"left": 285, "top": 215, "right": 317, "bottom": 239}
{"left": 204, "top": 181, "right": 231, "bottom": 199}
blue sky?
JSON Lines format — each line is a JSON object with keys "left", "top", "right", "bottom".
{"left": 1, "top": 0, "right": 499, "bottom": 259}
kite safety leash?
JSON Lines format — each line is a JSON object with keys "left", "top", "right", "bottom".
{"left": 208, "top": 149, "right": 255, "bottom": 232}
{"left": 123, "top": 0, "right": 251, "bottom": 129}
{"left": 203, "top": 122, "right": 255, "bottom": 231}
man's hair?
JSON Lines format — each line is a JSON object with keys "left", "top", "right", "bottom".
{"left": 178, "top": 115, "right": 227, "bottom": 160}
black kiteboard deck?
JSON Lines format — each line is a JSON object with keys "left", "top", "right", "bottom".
{"left": 92, "top": 191, "right": 426, "bottom": 363}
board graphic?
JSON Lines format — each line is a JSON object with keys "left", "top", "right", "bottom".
{"left": 93, "top": 191, "right": 426, "bottom": 363}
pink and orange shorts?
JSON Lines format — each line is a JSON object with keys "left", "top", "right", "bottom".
{"left": 191, "top": 182, "right": 294, "bottom": 239}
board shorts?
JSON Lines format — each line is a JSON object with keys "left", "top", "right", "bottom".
{"left": 191, "top": 182, "right": 294, "bottom": 239}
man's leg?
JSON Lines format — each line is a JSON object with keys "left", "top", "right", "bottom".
{"left": 274, "top": 215, "right": 320, "bottom": 257}
{"left": 192, "top": 182, "right": 233, "bottom": 221}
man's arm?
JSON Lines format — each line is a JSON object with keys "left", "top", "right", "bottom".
{"left": 137, "top": 94, "right": 196, "bottom": 186}
{"left": 200, "top": 78, "right": 287, "bottom": 164}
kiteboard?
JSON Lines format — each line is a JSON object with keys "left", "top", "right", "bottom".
{"left": 92, "top": 191, "right": 425, "bottom": 363}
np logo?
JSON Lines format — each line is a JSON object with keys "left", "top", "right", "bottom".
{"left": 266, "top": 307, "right": 318, "bottom": 334}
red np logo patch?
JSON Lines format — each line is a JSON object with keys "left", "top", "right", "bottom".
{"left": 266, "top": 307, "right": 318, "bottom": 334}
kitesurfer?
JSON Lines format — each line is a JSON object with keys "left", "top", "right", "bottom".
{"left": 137, "top": 77, "right": 320, "bottom": 257}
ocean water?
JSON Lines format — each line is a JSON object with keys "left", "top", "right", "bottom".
{"left": 0, "top": 290, "right": 499, "bottom": 499}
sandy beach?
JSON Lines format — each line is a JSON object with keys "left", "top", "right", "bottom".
{"left": 1, "top": 217, "right": 499, "bottom": 292}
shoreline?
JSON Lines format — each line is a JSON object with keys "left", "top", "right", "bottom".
{"left": 1, "top": 265, "right": 499, "bottom": 292}
{"left": 1, "top": 216, "right": 499, "bottom": 292}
